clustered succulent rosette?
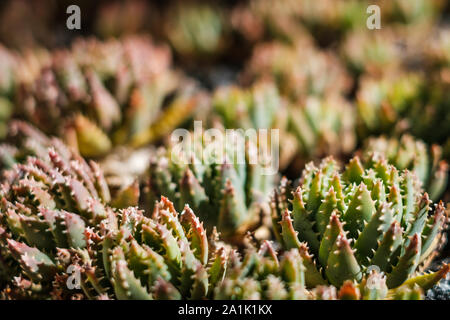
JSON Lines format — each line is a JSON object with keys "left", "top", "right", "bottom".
{"left": 0, "top": 0, "right": 449, "bottom": 302}
{"left": 211, "top": 81, "right": 296, "bottom": 169}
{"left": 361, "top": 135, "right": 448, "bottom": 201}
{"left": 214, "top": 238, "right": 448, "bottom": 300}
{"left": 0, "top": 122, "right": 140, "bottom": 208}
{"left": 0, "top": 45, "right": 49, "bottom": 140}
{"left": 0, "top": 132, "right": 229, "bottom": 299}
{"left": 145, "top": 129, "right": 275, "bottom": 241}
{"left": 212, "top": 75, "right": 356, "bottom": 174}
{"left": 0, "top": 136, "right": 448, "bottom": 300}
{"left": 0, "top": 121, "right": 93, "bottom": 173}
{"left": 286, "top": 95, "right": 356, "bottom": 169}
{"left": 230, "top": 0, "right": 384, "bottom": 48}
{"left": 212, "top": 81, "right": 281, "bottom": 132}
{"left": 242, "top": 41, "right": 351, "bottom": 101}
{"left": 356, "top": 72, "right": 450, "bottom": 153}
{"left": 0, "top": 121, "right": 62, "bottom": 171}
{"left": 211, "top": 82, "right": 356, "bottom": 171}
{"left": 239, "top": 40, "right": 356, "bottom": 166}
{"left": 271, "top": 156, "right": 449, "bottom": 294}
{"left": 94, "top": 0, "right": 156, "bottom": 39}
{"left": 261, "top": 0, "right": 441, "bottom": 45}
{"left": 96, "top": 197, "right": 230, "bottom": 300}
{"left": 339, "top": 1, "right": 443, "bottom": 75}
{"left": 0, "top": 135, "right": 112, "bottom": 298}
{"left": 14, "top": 35, "right": 203, "bottom": 158}
{"left": 341, "top": 28, "right": 409, "bottom": 77}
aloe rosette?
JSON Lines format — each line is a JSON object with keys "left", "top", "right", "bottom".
{"left": 0, "top": 130, "right": 228, "bottom": 299}
{"left": 15, "top": 35, "right": 202, "bottom": 158}
{"left": 215, "top": 239, "right": 313, "bottom": 300}
{"left": 286, "top": 95, "right": 356, "bottom": 167}
{"left": 0, "top": 45, "right": 50, "bottom": 140}
{"left": 361, "top": 135, "right": 448, "bottom": 201}
{"left": 240, "top": 41, "right": 356, "bottom": 165}
{"left": 341, "top": 29, "right": 406, "bottom": 76}
{"left": 96, "top": 197, "right": 228, "bottom": 300}
{"left": 1, "top": 120, "right": 141, "bottom": 205}
{"left": 215, "top": 238, "right": 446, "bottom": 300}
{"left": 271, "top": 156, "right": 448, "bottom": 292}
{"left": 145, "top": 129, "right": 275, "bottom": 241}
{"left": 356, "top": 71, "right": 450, "bottom": 152}
{"left": 211, "top": 82, "right": 356, "bottom": 171}
{"left": 211, "top": 81, "right": 298, "bottom": 169}
{"left": 0, "top": 136, "right": 111, "bottom": 299}
{"left": 243, "top": 41, "right": 351, "bottom": 101}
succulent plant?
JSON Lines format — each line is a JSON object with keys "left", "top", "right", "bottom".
{"left": 341, "top": 29, "right": 406, "bottom": 76}
{"left": 211, "top": 81, "right": 356, "bottom": 173}
{"left": 361, "top": 135, "right": 448, "bottom": 201}
{"left": 215, "top": 238, "right": 448, "bottom": 300}
{"left": 0, "top": 45, "right": 49, "bottom": 140}
{"left": 234, "top": 44, "right": 356, "bottom": 169}
{"left": 341, "top": 20, "right": 440, "bottom": 78}
{"left": 162, "top": 1, "right": 228, "bottom": 60}
{"left": 211, "top": 81, "right": 295, "bottom": 169}
{"left": 0, "top": 170, "right": 227, "bottom": 300}
{"left": 231, "top": 0, "right": 370, "bottom": 48}
{"left": 258, "top": 0, "right": 442, "bottom": 44}
{"left": 0, "top": 129, "right": 228, "bottom": 299}
{"left": 286, "top": 95, "right": 356, "bottom": 168}
{"left": 0, "top": 135, "right": 111, "bottom": 298}
{"left": 242, "top": 41, "right": 351, "bottom": 101}
{"left": 232, "top": 0, "right": 441, "bottom": 50}
{"left": 15, "top": 35, "right": 203, "bottom": 158}
{"left": 52, "top": 196, "right": 230, "bottom": 300}
{"left": 94, "top": 197, "right": 229, "bottom": 300}
{"left": 212, "top": 81, "right": 281, "bottom": 132}
{"left": 271, "top": 156, "right": 448, "bottom": 291}
{"left": 0, "top": 121, "right": 79, "bottom": 171}
{"left": 214, "top": 239, "right": 312, "bottom": 300}
{"left": 0, "top": 121, "right": 139, "bottom": 207}
{"left": 356, "top": 72, "right": 450, "bottom": 152}
{"left": 145, "top": 129, "right": 275, "bottom": 241}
